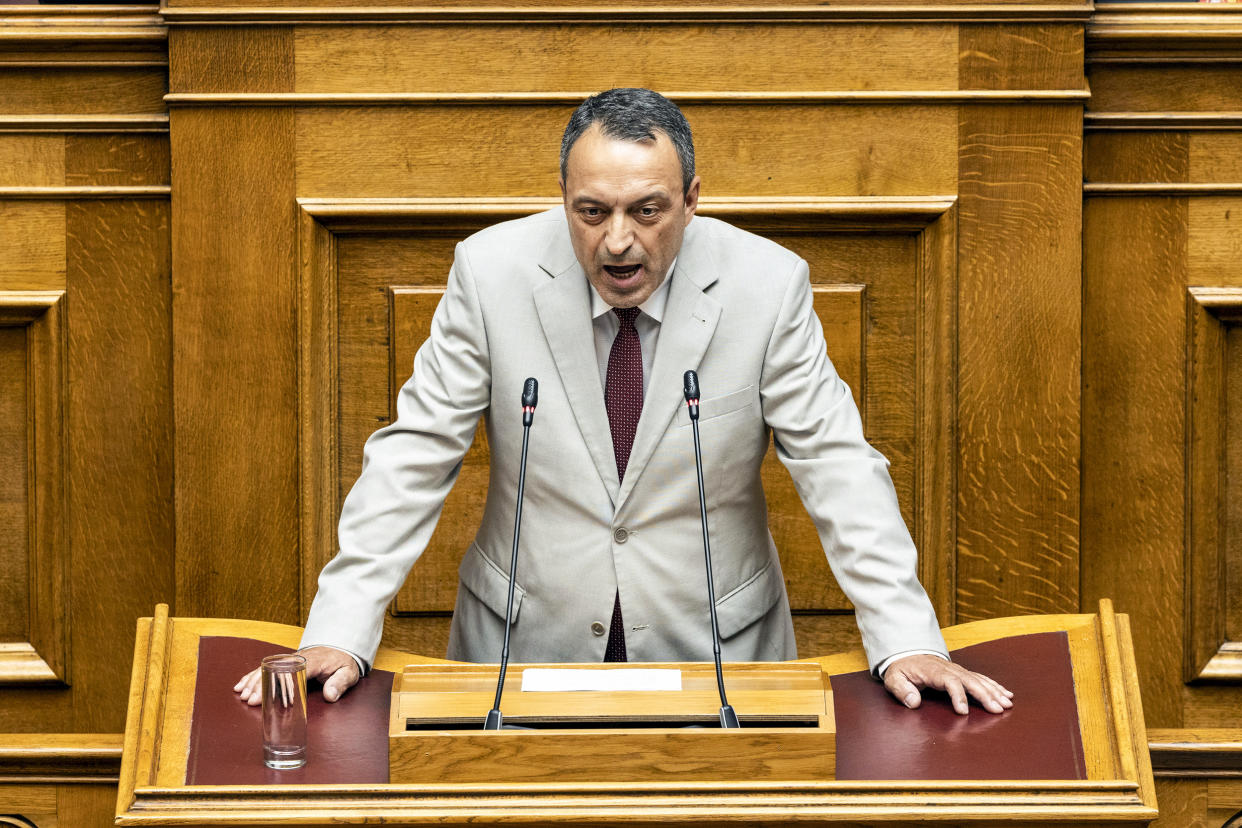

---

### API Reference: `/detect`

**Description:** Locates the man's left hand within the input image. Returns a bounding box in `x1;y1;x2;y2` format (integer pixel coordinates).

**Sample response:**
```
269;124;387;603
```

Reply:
882;654;1013;715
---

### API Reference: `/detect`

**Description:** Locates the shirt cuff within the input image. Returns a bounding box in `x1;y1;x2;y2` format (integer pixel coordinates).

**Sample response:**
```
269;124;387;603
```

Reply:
298;643;369;677
874;649;949;679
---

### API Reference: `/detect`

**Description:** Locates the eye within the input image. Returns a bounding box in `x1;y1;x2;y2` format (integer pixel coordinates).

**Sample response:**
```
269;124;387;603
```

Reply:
638;205;660;219
579;207;604;222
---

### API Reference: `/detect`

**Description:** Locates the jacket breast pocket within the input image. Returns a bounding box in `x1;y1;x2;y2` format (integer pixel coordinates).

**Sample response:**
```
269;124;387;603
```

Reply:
679;384;756;427
458;542;526;622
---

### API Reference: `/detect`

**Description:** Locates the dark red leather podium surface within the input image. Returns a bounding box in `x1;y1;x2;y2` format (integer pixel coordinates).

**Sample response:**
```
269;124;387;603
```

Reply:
186;632;1083;785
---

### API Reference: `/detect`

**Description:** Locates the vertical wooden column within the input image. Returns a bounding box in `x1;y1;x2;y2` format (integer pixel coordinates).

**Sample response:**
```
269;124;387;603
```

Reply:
169;30;301;622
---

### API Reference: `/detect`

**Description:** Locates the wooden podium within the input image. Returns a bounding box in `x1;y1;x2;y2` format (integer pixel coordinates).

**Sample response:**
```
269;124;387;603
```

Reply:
115;601;1158;826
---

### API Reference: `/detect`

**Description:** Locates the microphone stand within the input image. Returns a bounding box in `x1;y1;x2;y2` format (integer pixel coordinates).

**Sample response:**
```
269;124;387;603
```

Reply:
484;378;539;730
684;370;740;729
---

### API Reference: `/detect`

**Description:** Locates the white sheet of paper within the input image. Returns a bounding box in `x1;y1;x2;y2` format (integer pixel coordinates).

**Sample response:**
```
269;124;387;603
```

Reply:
520;668;682;692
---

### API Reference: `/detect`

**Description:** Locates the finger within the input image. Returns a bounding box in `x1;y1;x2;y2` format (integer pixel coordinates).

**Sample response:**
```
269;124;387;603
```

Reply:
244;672;263;707
943;675;969;715
884;669;923;710
967;674;1013;713
321;665;360;703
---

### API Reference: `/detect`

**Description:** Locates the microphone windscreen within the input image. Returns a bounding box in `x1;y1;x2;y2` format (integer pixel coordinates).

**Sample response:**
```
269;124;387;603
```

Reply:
683;370;700;401
522;377;539;408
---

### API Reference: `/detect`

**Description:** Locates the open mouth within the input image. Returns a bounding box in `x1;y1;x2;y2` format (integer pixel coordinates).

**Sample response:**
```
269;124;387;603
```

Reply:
603;264;642;281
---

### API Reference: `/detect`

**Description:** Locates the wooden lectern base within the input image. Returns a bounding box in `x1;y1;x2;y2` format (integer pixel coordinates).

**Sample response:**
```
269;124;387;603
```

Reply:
388;661;834;783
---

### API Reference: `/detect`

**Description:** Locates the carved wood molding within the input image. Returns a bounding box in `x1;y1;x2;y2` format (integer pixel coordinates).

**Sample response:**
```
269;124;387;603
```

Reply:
0;187;171;200
166;90;1091;107
1147;728;1242;777
1089;5;1242;63
0;291;68;686
160;3;1092;24
1086;113;1242;131
0;6;166;65
0;733;123;783
1084;183;1242;197
0;115;169;134
295;196;958;623
1185;287;1242;683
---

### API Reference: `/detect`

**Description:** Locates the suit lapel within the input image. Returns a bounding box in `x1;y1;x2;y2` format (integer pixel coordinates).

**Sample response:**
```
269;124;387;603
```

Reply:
535;227;621;506
617;219;721;511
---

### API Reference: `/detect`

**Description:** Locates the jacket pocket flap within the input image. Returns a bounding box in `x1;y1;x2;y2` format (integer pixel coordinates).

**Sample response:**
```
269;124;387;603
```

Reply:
458;543;525;622
679;384;756;426
715;560;783;639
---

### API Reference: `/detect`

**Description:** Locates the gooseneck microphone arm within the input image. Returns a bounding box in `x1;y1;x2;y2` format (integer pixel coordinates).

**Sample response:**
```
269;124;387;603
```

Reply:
484;377;539;730
683;370;740;729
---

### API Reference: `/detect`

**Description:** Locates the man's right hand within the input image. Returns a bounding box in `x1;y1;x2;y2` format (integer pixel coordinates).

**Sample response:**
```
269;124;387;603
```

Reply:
233;646;361;707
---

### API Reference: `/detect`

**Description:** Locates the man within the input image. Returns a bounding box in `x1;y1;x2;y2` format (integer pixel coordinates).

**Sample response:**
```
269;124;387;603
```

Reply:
237;88;1012;716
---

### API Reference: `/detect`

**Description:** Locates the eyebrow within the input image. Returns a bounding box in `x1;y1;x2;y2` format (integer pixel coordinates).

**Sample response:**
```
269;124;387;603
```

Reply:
571;190;673;208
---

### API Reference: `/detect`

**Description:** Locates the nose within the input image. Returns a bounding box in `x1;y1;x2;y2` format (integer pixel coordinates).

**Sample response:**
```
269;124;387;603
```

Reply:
603;213;633;257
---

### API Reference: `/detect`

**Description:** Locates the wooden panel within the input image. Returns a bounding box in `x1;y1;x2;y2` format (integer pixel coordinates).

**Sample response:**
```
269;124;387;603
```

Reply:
295;105;959;198
65;200;173;731
1185;289;1242;684
293;24;958;94
1082;196;1188;728
1189;198;1242;287
172;108;300;623
386;286;490;616
958;23;1084;90
0;327;30;643
1190;133;1242;185
169;27;294;94
64;135;170;187
0;202;65;288
0;136;63;188
763;235;916;613
1090;65;1242;114
955;102;1082;620
0;68;166;115
1085;132;1188;184
0;292;67;686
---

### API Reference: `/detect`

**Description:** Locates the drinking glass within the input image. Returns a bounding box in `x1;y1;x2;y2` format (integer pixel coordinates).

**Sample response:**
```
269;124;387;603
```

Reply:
261;653;308;769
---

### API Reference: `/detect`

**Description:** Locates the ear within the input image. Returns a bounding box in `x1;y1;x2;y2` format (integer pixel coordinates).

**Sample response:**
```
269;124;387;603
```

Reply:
683;175;701;219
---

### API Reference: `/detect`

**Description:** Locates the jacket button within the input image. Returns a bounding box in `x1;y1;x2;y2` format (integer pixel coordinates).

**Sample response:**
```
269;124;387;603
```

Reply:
613;527;629;544
591;621;607;636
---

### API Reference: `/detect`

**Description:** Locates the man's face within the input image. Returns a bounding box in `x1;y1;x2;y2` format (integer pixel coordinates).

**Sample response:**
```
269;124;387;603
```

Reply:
561;123;700;308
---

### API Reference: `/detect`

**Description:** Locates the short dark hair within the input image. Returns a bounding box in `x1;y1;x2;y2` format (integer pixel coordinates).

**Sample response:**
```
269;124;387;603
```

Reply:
560;88;696;194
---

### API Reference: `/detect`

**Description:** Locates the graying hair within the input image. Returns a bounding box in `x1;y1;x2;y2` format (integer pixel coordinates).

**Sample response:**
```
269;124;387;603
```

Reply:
560;88;696;194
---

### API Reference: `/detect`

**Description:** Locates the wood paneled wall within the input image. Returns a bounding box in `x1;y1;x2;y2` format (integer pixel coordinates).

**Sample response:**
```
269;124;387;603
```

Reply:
2;2;1242;826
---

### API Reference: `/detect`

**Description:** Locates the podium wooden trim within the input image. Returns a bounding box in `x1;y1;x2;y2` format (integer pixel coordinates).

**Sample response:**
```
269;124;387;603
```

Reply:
116;601;1158;826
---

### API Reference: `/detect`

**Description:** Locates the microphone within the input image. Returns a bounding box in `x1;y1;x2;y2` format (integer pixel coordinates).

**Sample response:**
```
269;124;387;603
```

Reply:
484;377;539;730
683;370;740;729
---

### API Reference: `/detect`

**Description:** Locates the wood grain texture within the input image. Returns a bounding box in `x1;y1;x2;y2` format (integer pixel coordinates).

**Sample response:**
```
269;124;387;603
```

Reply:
0;135;63;188
1090;65;1242;115
0;293;67;689
0;68;166;116
0;327;30;643
1190;133;1242;185
64;135;170;187
1084;131;1189;185
1082;196;1187;728
168;26;293;94
958;22;1085;90
293;24;958;94
1188;197;1242;286
171;107;300;622
0;202;65;287
295;105;959;198
65;200;173;732
955;102;1081;620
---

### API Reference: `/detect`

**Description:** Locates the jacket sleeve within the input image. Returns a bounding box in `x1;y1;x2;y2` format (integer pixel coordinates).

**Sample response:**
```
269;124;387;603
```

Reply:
758;257;948;673
300;241;491;666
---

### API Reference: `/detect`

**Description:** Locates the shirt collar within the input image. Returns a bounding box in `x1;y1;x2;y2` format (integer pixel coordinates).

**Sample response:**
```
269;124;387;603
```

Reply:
588;258;676;324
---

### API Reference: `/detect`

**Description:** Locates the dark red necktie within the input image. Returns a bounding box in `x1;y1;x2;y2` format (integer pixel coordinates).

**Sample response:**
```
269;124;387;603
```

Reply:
604;306;642;662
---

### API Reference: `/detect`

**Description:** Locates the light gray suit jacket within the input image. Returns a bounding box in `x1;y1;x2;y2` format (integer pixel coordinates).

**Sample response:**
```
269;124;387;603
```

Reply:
300;208;948;672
